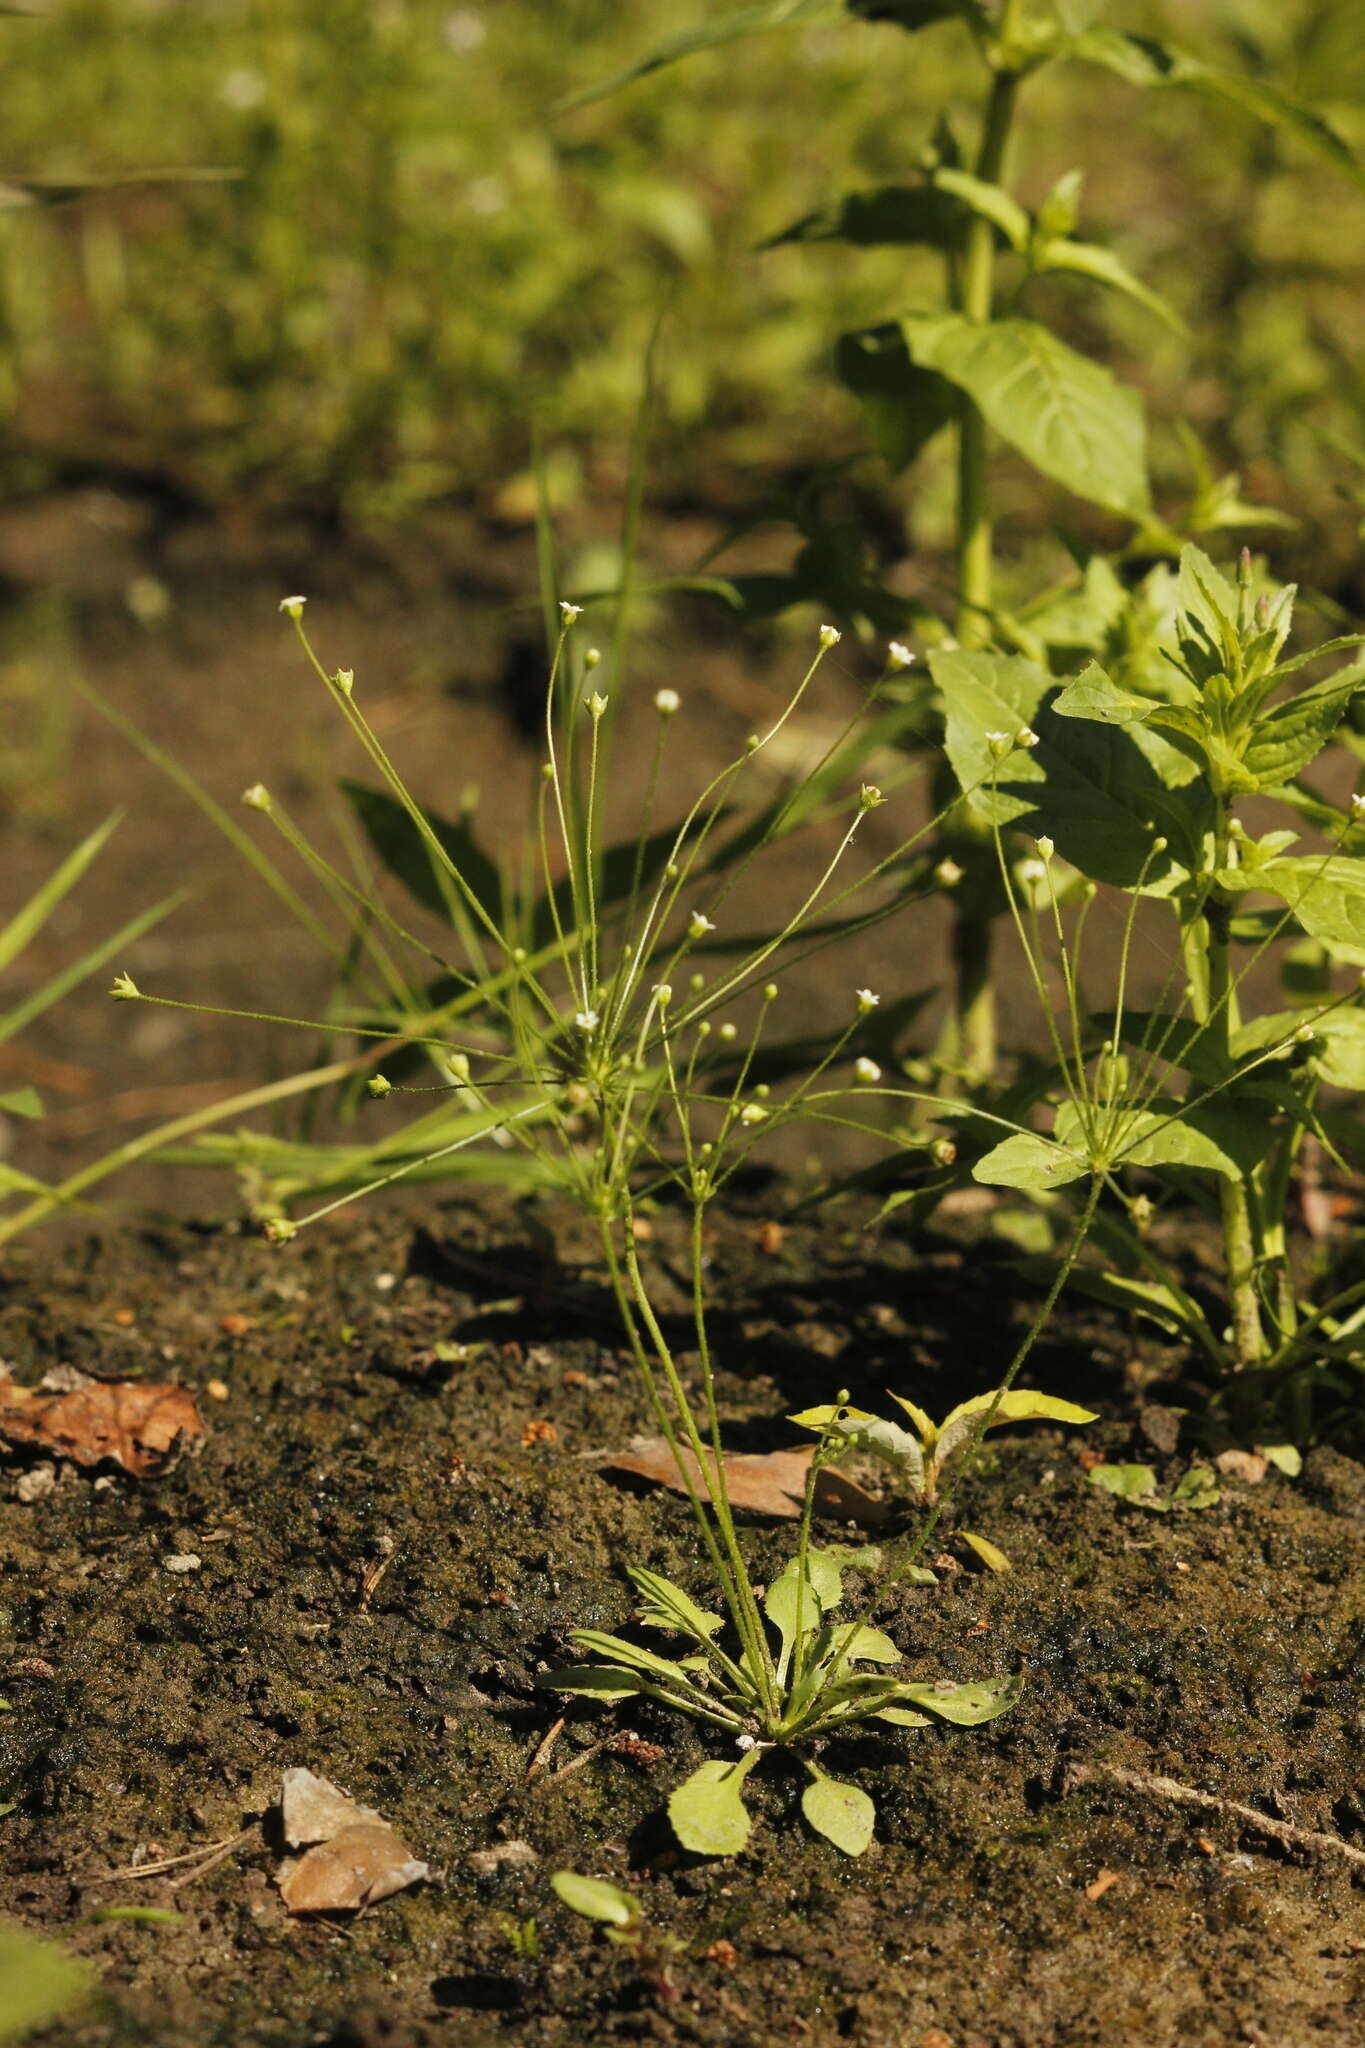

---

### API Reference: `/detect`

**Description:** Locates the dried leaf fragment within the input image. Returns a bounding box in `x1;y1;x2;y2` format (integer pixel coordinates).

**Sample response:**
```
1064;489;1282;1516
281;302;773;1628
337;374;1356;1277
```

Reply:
1213;1449;1267;1485
274;1769;426;1915
0;1365;203;1476
603;1436;889;1525
1084;1867;1121;1901
277;1823;428;1914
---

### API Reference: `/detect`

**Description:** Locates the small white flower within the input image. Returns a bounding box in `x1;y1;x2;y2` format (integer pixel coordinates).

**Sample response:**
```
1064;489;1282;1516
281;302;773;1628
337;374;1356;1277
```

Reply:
219;66;266;111
859;783;886;810
241;782;271;811
1016;726;1041;750
856;988;879;1014
1036;836;1055;860
930;1137;957;1167
854;1056;881;1085
1351;792;1365;819
279;595;307;618
887;642;915;671
1131;1194;1154;1229
443;8;487;55
1294;1024;1316;1043
654;687;680;716
818;623;842;650
985;731;1014;760
740;1103;768;1126
109;971;141;1001
1018;858;1047;886
736;1733;758;1753
652;983;673;1006
575;1010;600;1033
688;912;715;939
559;600;583;624
935;858;964;888
718;1021;738;1042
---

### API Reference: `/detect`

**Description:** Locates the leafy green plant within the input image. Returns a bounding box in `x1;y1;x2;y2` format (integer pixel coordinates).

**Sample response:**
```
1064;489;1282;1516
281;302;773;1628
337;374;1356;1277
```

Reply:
0;1922;93;2045
1087;1462;1220;1511
788;1385;1095;1501
110;592;1085;1857
551;1872;682;2000
936;543;1365;1419
579;0;1365;1082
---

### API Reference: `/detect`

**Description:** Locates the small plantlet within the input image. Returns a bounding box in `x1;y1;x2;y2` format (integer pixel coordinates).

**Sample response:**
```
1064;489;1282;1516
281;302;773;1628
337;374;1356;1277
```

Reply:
498;1916;540;1962
789;1388;1096;1505
551;1872;682;2002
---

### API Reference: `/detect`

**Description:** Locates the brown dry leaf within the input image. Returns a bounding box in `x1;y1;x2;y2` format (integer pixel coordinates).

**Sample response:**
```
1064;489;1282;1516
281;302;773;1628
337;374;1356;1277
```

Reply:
274;1769;427;1915
603;1436;889;1525
0;1365;203;1476
1214;1449;1267;1485
1084;1868;1121;1902
277;1823;428;1914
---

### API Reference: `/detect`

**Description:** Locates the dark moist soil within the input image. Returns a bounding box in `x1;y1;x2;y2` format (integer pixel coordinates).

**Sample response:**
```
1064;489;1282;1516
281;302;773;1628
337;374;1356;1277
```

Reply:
3;1197;1365;2048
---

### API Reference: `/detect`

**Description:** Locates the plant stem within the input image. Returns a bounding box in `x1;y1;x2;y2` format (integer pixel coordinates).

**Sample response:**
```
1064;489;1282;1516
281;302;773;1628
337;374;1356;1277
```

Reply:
1204;808;1265;1371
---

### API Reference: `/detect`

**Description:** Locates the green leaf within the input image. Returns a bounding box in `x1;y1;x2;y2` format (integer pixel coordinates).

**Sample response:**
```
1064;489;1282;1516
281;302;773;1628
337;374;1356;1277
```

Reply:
961;1531;1011;1572
936;647;1209;888
0;813;120;975
551;1872;642;1927
1170;1465;1220;1509
566;1631;698;1688
835;325;957;472
973;1131;1088;1191
627;1567;724;1644
86;1907;183;1926
1261;1443;1302;1478
1242;672;1364;789
668;1755;757;1857
790;1405;926;1491
1083;1102;1249;1182
801;1769;875;1856
1051;660;1163;726
0;1922;93;2044
934;1389;1098;1473
901;314;1149;519
1033;237;1186;332
535;1664;642;1700
1235;856;1365;957
875;1703;933;1726
0;1088;42;1120
821;1622;902;1666
1087;1461;1158;1501
1067;30;1365;190
771;184;962;249
560;0;841;110
932;168;1029;251
893;1672;1025;1724
341;779;503;929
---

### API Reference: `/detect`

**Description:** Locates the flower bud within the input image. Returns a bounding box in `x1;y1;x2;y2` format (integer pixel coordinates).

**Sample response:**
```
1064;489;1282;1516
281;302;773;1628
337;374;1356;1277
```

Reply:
818;623;842;650
854;1056;881;1085
930;1137;956;1167
856;987;879;1014
859;783;886;810
279;595;306;618
586;691;608;719
242;782;272;811
584;646;602;670
688;912;715;939
335;669;354;697
740;1103;768;1126
367;1074;393;1098
559;600;583;623
887;642;915;671
110;971;141;1001
1035;836;1055;860
935;858;964;888
654;687;680;717
264;1217;297;1243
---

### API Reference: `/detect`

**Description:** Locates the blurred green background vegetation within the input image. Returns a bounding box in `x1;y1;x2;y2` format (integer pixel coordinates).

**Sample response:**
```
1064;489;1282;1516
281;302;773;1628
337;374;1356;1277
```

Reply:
0;0;1362;588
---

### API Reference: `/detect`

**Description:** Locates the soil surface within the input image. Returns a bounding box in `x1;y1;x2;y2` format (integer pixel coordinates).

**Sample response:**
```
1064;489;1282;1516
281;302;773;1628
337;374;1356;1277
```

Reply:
4;1196;1364;2048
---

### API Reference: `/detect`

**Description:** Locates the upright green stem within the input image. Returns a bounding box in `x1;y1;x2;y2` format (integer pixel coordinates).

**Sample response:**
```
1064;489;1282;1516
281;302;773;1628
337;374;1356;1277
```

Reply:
955;6;1024;647
941;5;1025;1080
1204;806;1264;1371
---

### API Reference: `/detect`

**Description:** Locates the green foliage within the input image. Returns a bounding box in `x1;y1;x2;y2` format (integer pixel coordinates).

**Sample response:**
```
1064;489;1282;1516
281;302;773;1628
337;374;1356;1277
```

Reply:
1087;1462;1221;1511
0;1922;93;2044
791;1387;1097;1501
542;1545;1021;1857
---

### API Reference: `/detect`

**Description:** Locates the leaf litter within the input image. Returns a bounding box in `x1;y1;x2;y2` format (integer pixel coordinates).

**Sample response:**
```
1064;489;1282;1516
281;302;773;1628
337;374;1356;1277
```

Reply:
0;1363;203;1476
274;1767;428;1915
601;1436;889;1523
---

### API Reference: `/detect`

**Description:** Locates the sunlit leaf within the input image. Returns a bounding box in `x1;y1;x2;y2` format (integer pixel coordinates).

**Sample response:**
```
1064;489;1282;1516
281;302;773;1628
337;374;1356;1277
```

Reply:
1033;237;1187;332
901;314;1150;518
973;1131;1088;1191
961;1531;1011;1572
552;1872;642;1927
627;1566;724;1644
801;1769;875;1855
535;1664;642;1699
668;1756;757;1856
892;1672;1024;1724
0;1922;93;2044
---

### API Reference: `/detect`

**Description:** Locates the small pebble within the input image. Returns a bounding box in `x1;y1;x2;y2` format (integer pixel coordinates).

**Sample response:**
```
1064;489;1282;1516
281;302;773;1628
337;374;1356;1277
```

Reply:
164;1554;202;1574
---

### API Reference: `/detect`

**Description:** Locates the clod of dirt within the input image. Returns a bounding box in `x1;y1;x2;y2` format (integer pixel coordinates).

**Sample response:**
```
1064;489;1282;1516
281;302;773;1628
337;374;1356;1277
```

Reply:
0;1364;203;1476
274;1769;427;1914
467;1839;538;1875
603;1436;889;1523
